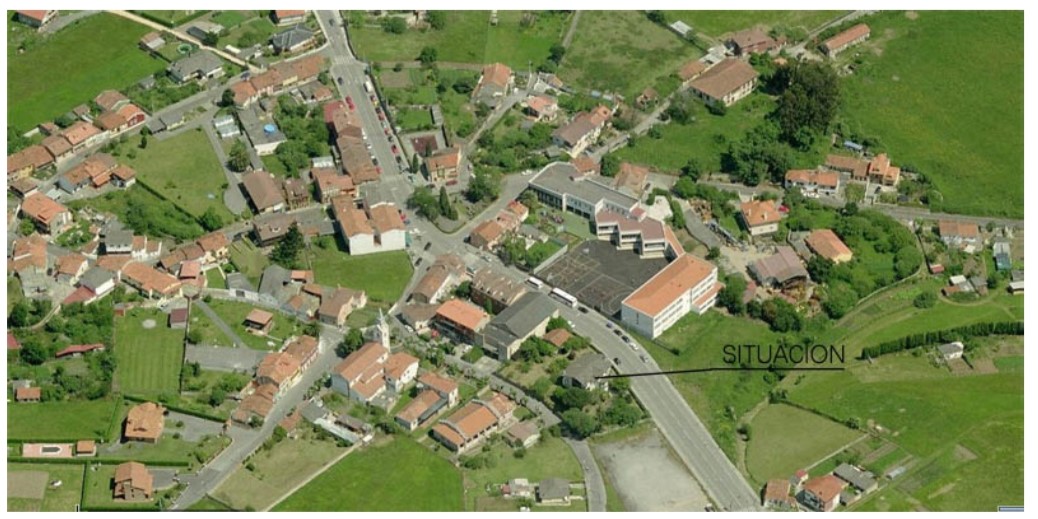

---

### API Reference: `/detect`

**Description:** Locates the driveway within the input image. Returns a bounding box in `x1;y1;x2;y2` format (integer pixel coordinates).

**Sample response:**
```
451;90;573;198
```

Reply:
166;411;228;442
185;344;265;373
202;122;249;216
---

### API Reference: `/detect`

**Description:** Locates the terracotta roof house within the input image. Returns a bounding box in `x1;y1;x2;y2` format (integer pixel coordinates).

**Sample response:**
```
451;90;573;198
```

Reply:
41;135;73;163
196;231;230;261
384;352;420;392
16;10;58;29
418;371;460;407
524;94;558;121
95;90;130;112
543;328;573;348
398;302;440;334
424;147;462;184
678;59;709;84
805;229;853;264
256;352;302;398
313;168;357;202
272;10;307;25
689;58;759;107
56;343;106;358
822;24;870;57
431;392;515;453
111;164;137;187
938;221;981;249
233;383;278;424
474;63;514;107
863;153;901;186
621;254;721;339
330;342;390;403
763;478;794;508
432;298;491;343
242;171;287;213
55;253;89;284
785;169;840;196
244;308;275;334
61;121;104;151
799;474;847;512
76;440;97;457
824;154;867;177
551;109;610;157
284;335;320;370
15;386;42;402
739;199;781;236
505;421;541;448
749;246;809;288
8;145;54;179
113;461;153;501
469;220;505;251
571;156;600;175
727;28;780;55
122;262;182;299
9;234;49;274
20;193;72;234
395;388;445;431
8;333;21;351
124;402;166;443
412;254;467;305
317;287;367;327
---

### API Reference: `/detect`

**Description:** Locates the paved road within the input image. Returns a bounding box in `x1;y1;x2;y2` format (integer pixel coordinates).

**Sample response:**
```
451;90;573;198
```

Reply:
42;10;100;33
201;122;250;216
565;438;607;512
193;300;247;348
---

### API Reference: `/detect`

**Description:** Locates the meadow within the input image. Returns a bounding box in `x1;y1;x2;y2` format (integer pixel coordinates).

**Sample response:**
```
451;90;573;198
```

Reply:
745;404;863;485
307;246;413;304
7;398;122;441
113;308;185;397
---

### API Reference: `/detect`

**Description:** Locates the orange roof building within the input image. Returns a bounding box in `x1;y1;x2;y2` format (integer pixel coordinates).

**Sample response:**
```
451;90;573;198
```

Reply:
784;169;840;195
418;371;460;406
124;402;166;443
113;461;153;501
394;389;444;431
805;229;853;264
431;392;515;452
800;474;847;512
739;199;782;236
622;254;721;339
20;193;71;234
432;299;490;342
688;58;758;107
822;23;870;57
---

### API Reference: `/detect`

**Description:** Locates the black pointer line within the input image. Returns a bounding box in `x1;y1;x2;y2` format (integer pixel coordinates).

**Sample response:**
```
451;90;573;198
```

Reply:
596;366;846;380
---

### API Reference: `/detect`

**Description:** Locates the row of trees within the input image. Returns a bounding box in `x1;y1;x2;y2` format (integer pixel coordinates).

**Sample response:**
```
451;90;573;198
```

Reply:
860;321;1023;359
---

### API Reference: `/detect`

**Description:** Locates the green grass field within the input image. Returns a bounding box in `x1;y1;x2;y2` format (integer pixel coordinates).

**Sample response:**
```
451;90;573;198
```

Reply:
745;404;863;485
559;11;702;100
839;11;1023;218
214;435;348;511
274;437;463;511
396;107;434;131
661;11;845;37
463;436;584;511
205;268;227;289
120;130;233;221
216;15;280;50
186;496;236;511
7;462;86;512
134;10;208;27
210;10;248;29
113;308;185;397
307;246;413;303
8;13;163;130
198;299;301;350
228;239;270;287
7;399;121;441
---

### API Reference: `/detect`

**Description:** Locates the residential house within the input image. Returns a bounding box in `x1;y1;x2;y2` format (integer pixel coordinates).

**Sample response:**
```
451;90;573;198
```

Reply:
763;479;794;508
105;229;134;255
938;341;965;361
233;383;278;424
550;105;612;157
313;167;357;202
561;353;612;391
41;135;74;164
15;10;58;29
242;171;288;214
255;351;302;399
481;292;559;360
111;165;137;187
431;392;515;452
750;246;809;288
784;169;840;197
418;371;460;407
938;221;981;250
798;475;846;512
168;50;224;84
317;287;367;327
424;147;462;184
121;262;183;299
59;153;118;192
283;177;312;209
78;267;116;299
524;95;558;121
8;235;49;275
271;25;316;54
543;328;572;349
285;336;321;371
9;177;39;199
470;268;528;313
113;462;153;501
473;63;514;107
411;254;467;304
124;402;166;443
185;21;224;41
272;10;307;25
432;299;491;344
60;121;105;152
240;105;287;155
621;254;722;339
833;463;879;494
15;386;42;403
469;220;505;251
95;90;130;112
538;478;572;505
384;352;420;392
330;342;390;403
55;343;106;359
678;59;709;86
398;303;439;334
7;145;54;179
332;199;406;256
727;28;780;55
196;231;230;263
395;389;447;431
739;199;781;236
244;308;275;335
822;24;870;57
76;440;97;457
689;58;758;107
993;239;1012;271
55;254;89;285
505;421;541;448
805;229;853;264
20;193;72;234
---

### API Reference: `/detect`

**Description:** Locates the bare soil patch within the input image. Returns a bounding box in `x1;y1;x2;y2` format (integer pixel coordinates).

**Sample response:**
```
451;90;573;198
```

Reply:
8;470;48;499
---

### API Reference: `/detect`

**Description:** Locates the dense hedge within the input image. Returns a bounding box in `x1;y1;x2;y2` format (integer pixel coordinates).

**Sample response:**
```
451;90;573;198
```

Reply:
8;457;190;467
123;394;226;423
860;321;1023;359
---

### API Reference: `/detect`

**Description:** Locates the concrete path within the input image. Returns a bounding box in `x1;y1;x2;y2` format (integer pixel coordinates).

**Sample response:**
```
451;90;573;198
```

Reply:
202;122;249;216
193;299;247;348
561;11;583;49
565;438;608;512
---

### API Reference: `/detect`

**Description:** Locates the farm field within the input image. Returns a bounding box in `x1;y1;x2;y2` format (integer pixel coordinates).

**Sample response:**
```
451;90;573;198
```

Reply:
7;463;85;512
463;436;584;511
119;131;234;221
661;10;845;37
559;10;702;100
745;404;863;485
113;308;185;397
839;11;1023;218
7;398;121;442
213;435;348;511
274;437;463;511
307;246;413;304
8;13;162;130
186;496;236;511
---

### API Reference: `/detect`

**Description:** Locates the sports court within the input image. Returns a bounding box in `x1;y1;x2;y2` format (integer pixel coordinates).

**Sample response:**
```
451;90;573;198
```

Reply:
538;240;668;316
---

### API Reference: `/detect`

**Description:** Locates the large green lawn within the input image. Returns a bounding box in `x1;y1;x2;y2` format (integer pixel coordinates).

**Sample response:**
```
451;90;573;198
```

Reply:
274;437;463;511
113;308;185;397
661;11;846;37
463;435;585;511
120;130;234;220
8;13;164;130
7;399;122;442
559;11;702;100
839;11;1023;218
198;299;302;350
307;246;413;304
7;462;85;512
745;404;863;486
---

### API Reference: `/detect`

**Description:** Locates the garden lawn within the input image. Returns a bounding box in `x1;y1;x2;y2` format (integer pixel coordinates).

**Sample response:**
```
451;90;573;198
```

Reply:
745;404;863;486
274;437;463;511
210;10;248;29
661;11;845;37
308;246;413;303
350;11;491;64
113;308;185;397
396;107;434;131
186;496;236;511
839;11;1023;218
228;239;269;287
205;299;301;350
120;130;233;221
214;436;348;510
134;10;208;27
463;435;584;511
206;268;227;289
217;15;280;50
8;13;163;129
7;462;85;512
7;398;121;442
559;11;702;100
482;11;572;69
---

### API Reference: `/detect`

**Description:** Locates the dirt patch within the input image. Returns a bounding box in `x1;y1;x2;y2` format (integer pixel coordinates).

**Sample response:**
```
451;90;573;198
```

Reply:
953;444;978;461
927;482;955;500
947;358;972;375
592;429;709;511
142;319;157;329
905;11;919;20
379;70;413;89
970;357;998;374
861;442;898;464
7;470;48;499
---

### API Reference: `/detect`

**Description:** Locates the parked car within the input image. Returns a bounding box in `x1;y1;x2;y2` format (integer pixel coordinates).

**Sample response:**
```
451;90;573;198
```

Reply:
372;157;379;166
613;329;622;337
424;242;432;251
346;96;355;109
337;77;344;85
578;306;589;314
605;322;614;329
613;357;621;365
622;335;630;343
391;144;399;154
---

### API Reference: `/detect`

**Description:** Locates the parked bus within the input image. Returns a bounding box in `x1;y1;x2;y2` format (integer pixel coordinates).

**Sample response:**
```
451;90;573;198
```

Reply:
551;287;578;308
526;276;545;290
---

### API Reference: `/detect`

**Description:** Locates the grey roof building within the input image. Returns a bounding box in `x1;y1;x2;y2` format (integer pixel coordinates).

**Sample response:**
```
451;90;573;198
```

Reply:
239;105;287;155
833;463;878;493
562;353;612;390
300;401;328;423
528;162;640;220
79;267;115;293
168;50;224;84
270;24;315;54
186;21;224;41
537;478;571;504
258;264;291;297
104;229;134;254
481;292;558;360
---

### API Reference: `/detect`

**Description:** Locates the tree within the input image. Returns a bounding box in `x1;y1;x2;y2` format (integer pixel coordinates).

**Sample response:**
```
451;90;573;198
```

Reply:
467;170;500;203
203;31;220;46
913;291;937;309
408;186;441;220
221;89;235;107
199;207;224;232
207;388;227;407
717;274;747;315
336;328;365;357
269;223;304;268
9;302;32;328
19;339;49;366
426;11;447;29
681;157;703;181
553;387;594;411
186;328;204;345
706;246;721;260
822;282;858;319
548;43;566;64
418;46;438;66
453;280;472;298
893;246;923;279
601;399;641;427
772;61;840;144
438;186;457;220
646;11;667;25
382;16;407;34
452;75;476;95
411;153;422;173
600;153;620;177
228;140;250;172
561;409;600;439
139;133;148;149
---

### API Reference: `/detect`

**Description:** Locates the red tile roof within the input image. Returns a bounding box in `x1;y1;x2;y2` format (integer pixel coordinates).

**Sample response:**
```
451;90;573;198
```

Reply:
435;299;490;332
689;58;758;101
623;254;716;317
823;23;870;53
805;229;853;263
740;199;781;227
